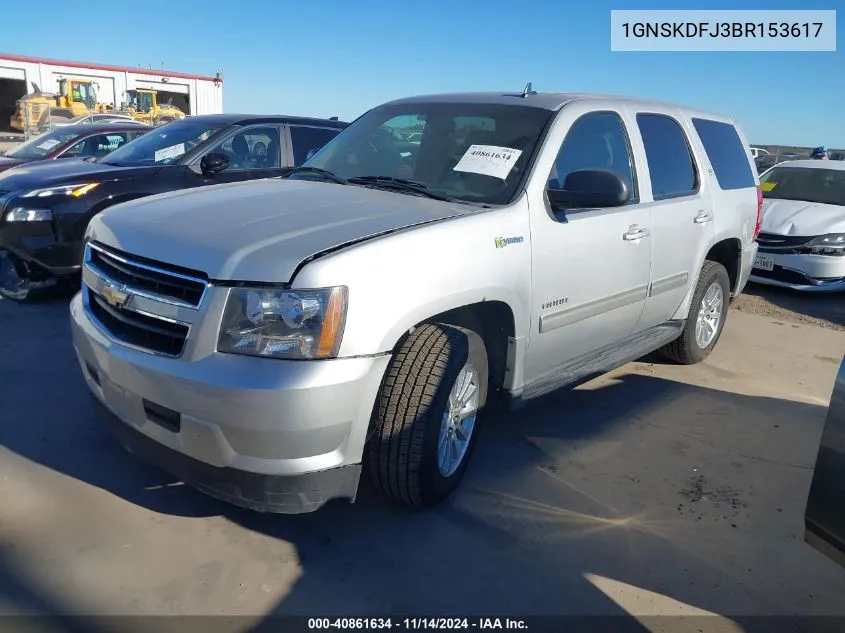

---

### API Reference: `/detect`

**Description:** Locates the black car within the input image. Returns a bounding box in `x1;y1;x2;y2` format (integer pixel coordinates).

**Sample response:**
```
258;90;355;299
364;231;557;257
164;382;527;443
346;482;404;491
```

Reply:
806;354;845;569
0;113;347;299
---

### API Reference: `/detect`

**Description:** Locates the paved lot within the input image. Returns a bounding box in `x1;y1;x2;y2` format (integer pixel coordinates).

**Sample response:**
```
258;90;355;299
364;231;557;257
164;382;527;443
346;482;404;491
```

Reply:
1;287;844;631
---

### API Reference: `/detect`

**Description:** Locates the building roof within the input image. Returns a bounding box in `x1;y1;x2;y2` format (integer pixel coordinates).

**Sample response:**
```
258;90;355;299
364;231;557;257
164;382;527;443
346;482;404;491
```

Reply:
0;52;221;83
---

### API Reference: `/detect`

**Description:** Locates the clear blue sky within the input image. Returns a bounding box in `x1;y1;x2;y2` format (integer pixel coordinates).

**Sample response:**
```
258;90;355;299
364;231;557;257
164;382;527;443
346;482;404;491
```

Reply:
3;0;842;146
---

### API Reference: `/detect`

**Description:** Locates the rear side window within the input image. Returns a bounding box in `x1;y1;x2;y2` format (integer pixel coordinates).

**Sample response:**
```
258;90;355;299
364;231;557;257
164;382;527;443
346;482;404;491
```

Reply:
290;126;342;165
692;118;756;190
636;113;697;199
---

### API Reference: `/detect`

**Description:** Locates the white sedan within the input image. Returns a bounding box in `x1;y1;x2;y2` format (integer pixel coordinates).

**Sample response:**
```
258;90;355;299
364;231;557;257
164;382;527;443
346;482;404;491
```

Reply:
751;160;845;292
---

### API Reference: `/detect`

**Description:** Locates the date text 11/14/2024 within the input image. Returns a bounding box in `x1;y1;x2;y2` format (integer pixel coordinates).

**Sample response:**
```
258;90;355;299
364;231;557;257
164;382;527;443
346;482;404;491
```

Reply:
308;617;529;630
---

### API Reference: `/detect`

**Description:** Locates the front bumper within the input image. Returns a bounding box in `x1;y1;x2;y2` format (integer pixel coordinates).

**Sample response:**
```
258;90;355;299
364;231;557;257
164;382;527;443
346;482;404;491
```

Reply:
749;251;845;293
70;291;391;513
0;201;83;297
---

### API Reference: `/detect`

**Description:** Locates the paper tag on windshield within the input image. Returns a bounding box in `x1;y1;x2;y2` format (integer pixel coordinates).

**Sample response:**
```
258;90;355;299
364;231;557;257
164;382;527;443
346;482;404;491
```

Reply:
760;181;776;192
36;139;61;150
453;145;522;180
154;143;185;162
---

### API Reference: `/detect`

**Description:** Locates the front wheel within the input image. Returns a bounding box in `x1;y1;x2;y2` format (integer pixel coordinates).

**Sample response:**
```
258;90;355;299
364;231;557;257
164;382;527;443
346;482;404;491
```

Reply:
366;323;488;507
659;260;731;365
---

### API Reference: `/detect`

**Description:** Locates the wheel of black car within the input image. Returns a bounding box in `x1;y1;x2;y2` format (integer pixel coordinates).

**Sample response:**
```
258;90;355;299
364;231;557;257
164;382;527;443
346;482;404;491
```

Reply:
366;323;488;507
659;260;731;365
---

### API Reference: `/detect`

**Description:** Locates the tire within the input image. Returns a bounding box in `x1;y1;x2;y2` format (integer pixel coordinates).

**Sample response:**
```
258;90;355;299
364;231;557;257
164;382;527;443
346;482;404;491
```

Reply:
659;260;731;365
366;323;489;507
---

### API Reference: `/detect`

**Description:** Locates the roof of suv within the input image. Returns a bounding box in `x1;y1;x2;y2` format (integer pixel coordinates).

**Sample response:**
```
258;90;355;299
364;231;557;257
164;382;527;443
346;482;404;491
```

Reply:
181;114;348;128
384;91;730;121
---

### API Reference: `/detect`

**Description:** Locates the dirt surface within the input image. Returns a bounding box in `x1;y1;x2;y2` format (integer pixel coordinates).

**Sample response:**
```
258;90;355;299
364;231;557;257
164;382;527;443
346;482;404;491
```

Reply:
1;291;844;631
733;282;844;331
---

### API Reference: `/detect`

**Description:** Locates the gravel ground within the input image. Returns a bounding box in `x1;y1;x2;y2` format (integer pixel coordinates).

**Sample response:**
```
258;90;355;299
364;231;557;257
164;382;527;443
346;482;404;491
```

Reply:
732;282;844;332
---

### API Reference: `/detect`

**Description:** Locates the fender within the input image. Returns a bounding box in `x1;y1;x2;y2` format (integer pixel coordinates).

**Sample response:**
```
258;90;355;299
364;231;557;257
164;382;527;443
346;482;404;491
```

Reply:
290;203;534;360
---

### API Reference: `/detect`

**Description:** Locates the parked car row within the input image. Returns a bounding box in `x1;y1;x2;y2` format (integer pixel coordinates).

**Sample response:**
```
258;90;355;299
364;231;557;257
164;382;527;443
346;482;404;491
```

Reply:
1;89;841;529
0;114;347;298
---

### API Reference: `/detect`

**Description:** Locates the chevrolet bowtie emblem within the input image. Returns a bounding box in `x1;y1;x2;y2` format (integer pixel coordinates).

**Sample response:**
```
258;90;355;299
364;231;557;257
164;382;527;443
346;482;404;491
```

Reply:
101;282;131;308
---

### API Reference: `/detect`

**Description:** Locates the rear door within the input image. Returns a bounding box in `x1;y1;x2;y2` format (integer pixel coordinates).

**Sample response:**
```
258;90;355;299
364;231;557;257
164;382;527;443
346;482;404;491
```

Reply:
806;355;845;568
285;124;343;167
631;111;716;331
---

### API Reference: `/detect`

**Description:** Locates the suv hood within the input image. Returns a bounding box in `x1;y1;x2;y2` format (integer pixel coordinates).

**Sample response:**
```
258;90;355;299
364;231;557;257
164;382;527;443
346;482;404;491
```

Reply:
0;158;160;192
89;178;481;283
761;198;845;236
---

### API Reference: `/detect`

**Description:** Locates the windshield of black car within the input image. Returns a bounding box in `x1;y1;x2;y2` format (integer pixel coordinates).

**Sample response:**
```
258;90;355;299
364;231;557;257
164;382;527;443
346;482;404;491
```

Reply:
760;166;845;206
6;129;82;159
298;103;554;205
101;120;221;166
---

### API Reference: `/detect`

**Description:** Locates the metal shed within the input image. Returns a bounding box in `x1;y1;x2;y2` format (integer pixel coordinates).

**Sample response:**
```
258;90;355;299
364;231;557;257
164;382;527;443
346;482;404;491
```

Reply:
0;52;223;134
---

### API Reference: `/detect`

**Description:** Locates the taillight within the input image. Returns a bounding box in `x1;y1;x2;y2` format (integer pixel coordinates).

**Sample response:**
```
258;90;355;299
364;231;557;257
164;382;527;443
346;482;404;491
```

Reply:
753;185;763;240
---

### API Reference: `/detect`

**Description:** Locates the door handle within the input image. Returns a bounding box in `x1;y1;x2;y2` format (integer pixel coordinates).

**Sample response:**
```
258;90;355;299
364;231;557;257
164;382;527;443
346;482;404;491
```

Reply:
623;225;650;241
694;211;713;224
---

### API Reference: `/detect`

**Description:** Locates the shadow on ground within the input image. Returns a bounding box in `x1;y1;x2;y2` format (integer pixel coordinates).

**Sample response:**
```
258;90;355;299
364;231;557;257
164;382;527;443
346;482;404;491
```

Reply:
1;298;844;631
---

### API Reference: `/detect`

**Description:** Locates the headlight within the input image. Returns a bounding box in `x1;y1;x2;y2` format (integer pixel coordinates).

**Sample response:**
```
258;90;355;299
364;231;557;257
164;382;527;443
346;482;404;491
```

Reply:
21;183;100;199
218;286;348;360
800;233;845;256
5;207;53;222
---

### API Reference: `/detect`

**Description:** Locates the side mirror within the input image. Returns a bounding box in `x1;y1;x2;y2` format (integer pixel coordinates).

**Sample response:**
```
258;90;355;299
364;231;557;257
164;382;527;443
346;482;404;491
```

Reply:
547;169;630;210
200;152;229;176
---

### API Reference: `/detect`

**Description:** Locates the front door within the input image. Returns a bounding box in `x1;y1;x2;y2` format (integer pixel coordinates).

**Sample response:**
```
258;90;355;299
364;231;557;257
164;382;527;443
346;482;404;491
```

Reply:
523;107;652;397
631;111;715;330
199;124;290;184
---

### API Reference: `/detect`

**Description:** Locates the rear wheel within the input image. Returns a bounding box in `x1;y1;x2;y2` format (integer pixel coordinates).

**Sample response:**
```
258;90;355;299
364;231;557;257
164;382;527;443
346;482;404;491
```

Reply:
659;260;730;365
366;323;488;507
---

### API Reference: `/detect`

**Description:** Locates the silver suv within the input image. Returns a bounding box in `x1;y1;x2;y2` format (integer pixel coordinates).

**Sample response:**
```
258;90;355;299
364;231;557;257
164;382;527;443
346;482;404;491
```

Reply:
70;90;761;513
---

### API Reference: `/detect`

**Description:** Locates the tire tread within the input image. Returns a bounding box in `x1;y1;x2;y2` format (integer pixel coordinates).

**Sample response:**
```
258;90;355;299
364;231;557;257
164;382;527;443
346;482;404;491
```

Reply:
367;324;466;507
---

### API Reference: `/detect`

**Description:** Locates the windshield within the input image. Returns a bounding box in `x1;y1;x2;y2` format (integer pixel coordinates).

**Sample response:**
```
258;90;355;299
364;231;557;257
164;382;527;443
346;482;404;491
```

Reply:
6;129;82;159
299;102;554;205
102;119;222;166
760;166;845;207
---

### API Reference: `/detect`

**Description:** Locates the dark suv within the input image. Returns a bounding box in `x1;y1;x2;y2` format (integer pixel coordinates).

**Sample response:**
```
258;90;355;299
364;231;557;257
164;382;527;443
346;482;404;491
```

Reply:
0;114;346;299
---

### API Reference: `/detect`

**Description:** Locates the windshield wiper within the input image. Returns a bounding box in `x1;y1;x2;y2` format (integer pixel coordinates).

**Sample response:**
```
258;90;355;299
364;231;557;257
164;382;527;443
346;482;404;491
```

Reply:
347;176;454;201
286;166;348;184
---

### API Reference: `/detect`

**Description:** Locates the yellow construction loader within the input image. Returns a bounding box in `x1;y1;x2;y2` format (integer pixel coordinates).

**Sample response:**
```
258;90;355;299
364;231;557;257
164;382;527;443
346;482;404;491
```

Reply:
123;89;186;125
10;79;115;133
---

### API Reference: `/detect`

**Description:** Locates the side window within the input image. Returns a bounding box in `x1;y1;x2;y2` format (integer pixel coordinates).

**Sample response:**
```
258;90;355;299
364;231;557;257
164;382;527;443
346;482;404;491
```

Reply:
549;111;638;203
692;118;755;190
209;126;281;170
636;113;697;199
290;126;341;165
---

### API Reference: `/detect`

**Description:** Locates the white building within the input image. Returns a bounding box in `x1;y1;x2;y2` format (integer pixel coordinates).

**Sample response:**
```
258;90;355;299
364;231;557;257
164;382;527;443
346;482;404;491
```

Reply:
0;53;223;132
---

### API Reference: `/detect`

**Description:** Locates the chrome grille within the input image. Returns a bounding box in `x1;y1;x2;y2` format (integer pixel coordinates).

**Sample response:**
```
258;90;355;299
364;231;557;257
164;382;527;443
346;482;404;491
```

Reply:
87;287;189;356
82;242;208;357
756;232;816;252
87;242;207;308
